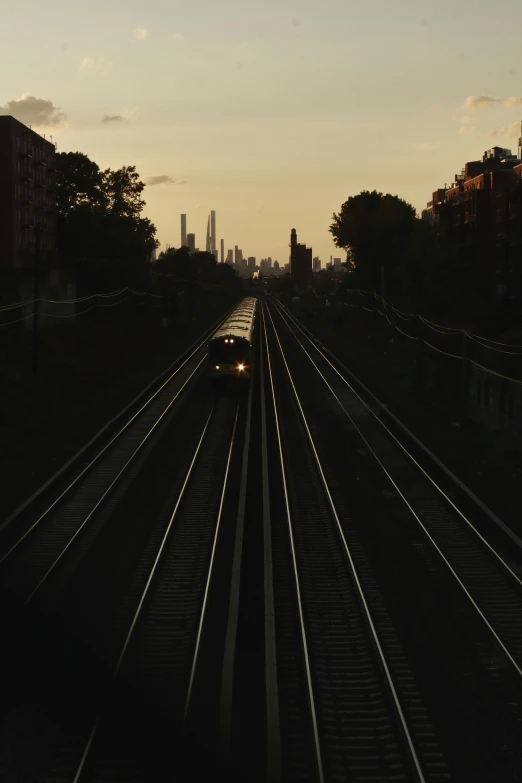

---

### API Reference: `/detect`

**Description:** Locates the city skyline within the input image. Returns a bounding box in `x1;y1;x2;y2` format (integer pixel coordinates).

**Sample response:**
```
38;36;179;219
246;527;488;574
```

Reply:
2;0;522;262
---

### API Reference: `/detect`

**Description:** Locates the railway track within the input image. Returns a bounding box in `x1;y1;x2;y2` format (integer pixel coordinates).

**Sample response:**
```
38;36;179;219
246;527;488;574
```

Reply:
266;298;522;780
3;295;522;781
261;303;442;782
0;311;251;782
0;393;248;782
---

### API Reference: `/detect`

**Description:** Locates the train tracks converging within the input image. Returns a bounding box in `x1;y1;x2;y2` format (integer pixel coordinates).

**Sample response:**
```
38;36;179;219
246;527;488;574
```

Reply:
2;296;522;782
265;297;522;781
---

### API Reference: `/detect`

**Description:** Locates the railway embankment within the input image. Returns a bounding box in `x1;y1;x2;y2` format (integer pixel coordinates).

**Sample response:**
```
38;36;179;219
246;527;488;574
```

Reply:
0;294;237;519
281;296;522;537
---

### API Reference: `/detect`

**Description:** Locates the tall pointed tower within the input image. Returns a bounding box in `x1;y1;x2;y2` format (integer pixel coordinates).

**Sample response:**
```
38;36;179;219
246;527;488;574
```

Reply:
206;215;211;253
211;210;216;255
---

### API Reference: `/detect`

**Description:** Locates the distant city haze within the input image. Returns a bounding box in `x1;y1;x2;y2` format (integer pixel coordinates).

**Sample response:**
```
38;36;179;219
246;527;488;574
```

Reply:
3;0;522;262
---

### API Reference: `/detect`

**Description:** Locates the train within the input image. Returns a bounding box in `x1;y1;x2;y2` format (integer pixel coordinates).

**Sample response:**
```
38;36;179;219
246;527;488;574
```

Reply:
208;297;257;385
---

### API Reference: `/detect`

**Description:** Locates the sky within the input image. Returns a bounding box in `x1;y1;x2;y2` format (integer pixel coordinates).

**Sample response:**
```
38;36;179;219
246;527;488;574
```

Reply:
2;0;522;266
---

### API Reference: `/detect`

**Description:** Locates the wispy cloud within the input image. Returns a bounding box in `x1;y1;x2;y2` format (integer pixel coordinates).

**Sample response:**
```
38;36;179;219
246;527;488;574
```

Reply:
0;93;66;127
488;121;520;139
463;94;522;110
462;95;502;110
145;175;187;186
133;26;148;41
458;125;476;135
102;114;124;123
169;33;184;40
79;55;110;71
121;106;138;120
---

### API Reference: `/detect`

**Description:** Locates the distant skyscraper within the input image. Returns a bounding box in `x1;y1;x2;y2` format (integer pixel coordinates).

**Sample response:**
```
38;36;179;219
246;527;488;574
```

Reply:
187;233;195;253
226;249;233;265
248;257;256;275
210;210;216;255
290;228;312;287
234;245;239;268
181;214;187;247
206;216;211;253
220;238;224;263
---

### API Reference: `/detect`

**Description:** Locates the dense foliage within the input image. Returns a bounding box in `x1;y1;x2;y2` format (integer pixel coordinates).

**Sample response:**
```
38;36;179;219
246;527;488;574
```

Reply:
329;189;487;317
56;152;158;292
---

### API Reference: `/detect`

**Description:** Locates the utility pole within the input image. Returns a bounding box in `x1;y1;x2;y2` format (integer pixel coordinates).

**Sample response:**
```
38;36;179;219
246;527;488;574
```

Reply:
32;223;40;375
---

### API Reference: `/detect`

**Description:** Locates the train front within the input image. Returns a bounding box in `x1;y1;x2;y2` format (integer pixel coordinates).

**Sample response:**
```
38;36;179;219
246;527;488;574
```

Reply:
208;333;251;382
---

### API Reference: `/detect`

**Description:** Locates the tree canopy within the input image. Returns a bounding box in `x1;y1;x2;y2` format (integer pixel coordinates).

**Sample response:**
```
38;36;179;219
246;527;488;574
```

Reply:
155;247;240;291
56;151;159;290
330;190;417;292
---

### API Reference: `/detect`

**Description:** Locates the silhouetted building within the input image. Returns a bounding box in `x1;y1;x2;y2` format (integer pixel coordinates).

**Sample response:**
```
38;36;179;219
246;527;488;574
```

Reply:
206;216;211;253
0;116;57;272
0;115;61;318
187;233;195;253
220;238;224;263
181;214;187;247
211;210;216;256
313;256;321;273
234;246;243;270
435;142;522;298
290;228;312;288
226;248;233;265
247;256;256;275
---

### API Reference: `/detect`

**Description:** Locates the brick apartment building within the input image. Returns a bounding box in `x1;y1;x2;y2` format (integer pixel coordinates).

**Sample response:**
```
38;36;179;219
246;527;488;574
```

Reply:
0;115;76;321
422;123;522;299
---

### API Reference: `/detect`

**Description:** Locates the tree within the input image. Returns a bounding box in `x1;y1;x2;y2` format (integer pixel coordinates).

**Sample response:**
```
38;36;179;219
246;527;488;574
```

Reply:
101;165;146;221
55;151;159;291
329;190;417;293
56;152;106;220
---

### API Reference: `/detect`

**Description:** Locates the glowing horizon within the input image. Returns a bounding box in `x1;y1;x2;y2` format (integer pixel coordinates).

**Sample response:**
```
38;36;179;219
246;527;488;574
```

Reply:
2;0;521;264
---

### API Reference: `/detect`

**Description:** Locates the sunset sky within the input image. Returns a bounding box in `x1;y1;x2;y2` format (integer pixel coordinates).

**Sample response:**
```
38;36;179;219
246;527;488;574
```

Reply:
2;0;522;265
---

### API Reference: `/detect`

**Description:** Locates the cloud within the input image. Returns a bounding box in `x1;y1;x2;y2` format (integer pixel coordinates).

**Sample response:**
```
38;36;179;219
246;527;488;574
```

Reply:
506;96;522;106
460;115;473;124
121;106;138;119
169;33;184;39
102;114;124;123
0;93;65;127
145;175;188;186
133;26;148;40
458;125;476;135
79;55;113;72
488;121;520;139
462;95;502;110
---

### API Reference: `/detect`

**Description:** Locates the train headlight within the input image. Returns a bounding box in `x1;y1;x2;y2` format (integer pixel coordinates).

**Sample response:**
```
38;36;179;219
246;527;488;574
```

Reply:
238;364;244;371
230;339;234;343
216;365;220;370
